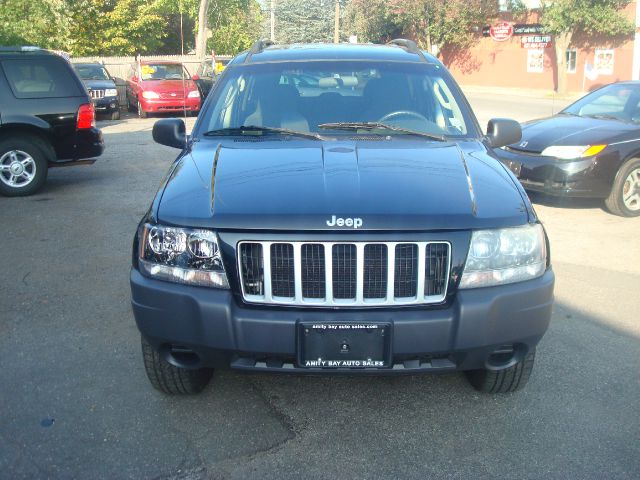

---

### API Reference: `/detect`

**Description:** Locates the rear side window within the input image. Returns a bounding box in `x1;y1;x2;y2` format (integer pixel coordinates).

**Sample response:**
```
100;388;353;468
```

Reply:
1;58;83;99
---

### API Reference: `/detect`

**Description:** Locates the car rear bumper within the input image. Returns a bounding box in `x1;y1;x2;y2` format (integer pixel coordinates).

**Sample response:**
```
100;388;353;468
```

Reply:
140;98;200;113
130;268;555;374
497;148;617;198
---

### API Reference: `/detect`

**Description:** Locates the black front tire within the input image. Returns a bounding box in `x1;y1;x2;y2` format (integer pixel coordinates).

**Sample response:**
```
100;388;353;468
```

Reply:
465;348;536;393
605;158;640;217
141;336;213;395
0;136;48;197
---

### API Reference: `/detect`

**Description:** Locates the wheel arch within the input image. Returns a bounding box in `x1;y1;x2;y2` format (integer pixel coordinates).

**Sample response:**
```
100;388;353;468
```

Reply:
0;125;56;163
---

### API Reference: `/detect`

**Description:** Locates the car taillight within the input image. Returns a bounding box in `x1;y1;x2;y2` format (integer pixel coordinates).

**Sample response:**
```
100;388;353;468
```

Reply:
77;103;95;129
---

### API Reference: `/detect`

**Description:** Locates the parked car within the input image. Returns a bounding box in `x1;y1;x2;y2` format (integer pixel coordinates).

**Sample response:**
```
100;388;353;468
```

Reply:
73;62;120;120
193;59;218;98
496;81;640;217
0;47;104;196
131;40;554;396
126;61;200;118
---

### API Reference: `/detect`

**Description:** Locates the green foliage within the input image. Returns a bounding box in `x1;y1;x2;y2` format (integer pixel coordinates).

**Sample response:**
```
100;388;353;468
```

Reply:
208;0;263;54
542;0;634;38
275;0;336;44
0;0;260;55
0;0;66;49
345;0;497;51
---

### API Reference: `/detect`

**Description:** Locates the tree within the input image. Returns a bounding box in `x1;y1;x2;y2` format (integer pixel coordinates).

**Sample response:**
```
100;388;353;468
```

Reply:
208;0;263;55
275;0;336;43
0;0;67;49
196;0;211;58
541;0;634;95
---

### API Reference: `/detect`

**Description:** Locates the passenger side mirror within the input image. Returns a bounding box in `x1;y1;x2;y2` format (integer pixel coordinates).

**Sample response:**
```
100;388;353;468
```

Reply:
153;119;186;149
192;74;200;81
131;75;139;83
486;118;522;149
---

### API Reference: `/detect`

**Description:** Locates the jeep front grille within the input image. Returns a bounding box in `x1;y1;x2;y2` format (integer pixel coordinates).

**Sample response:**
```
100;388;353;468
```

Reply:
89;89;105;99
237;241;450;307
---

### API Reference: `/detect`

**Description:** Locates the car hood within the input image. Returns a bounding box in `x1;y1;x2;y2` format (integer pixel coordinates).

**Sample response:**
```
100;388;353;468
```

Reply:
513;114;638;153
156;140;529;231
140;79;197;93
83;79;116;89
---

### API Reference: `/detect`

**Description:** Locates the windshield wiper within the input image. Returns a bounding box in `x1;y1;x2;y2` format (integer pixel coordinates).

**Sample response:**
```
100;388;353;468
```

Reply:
203;125;323;140
318;122;447;141
584;114;628;122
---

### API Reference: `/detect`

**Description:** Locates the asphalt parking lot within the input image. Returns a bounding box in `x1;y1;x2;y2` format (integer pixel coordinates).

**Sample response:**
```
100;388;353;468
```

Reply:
1;93;639;480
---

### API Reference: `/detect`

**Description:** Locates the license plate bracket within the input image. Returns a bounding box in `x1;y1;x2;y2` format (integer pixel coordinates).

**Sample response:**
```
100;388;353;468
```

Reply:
297;322;392;368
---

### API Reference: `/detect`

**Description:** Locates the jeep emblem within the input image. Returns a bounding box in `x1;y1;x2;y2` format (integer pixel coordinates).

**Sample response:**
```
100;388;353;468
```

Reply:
326;215;363;229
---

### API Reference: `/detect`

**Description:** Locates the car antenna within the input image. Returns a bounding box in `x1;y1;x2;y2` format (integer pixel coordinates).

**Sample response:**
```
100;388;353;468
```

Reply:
244;39;275;63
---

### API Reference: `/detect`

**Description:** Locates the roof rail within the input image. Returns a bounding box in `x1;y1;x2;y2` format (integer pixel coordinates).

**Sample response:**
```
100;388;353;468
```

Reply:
0;46;43;53
387;39;429;63
244;39;275;63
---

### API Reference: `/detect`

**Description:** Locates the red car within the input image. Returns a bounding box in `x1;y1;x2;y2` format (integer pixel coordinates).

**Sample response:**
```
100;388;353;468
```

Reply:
126;61;200;118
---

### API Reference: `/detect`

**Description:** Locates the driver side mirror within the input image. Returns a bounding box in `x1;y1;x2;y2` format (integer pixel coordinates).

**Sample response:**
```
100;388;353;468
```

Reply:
131;75;139;83
486;118;521;148
153;119;187;149
192;74;200;81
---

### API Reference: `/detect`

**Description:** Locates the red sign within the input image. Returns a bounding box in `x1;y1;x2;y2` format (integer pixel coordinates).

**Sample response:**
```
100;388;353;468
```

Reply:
490;22;514;42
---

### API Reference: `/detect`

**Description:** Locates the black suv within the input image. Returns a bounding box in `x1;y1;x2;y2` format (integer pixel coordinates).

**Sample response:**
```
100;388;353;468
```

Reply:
131;40;555;395
73;62;121;120
0;47;104;196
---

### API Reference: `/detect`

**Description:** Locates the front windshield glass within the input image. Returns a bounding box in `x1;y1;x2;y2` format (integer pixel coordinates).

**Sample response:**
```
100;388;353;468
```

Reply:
74;64;110;81
562;83;640;122
140;63;189;81
201;61;474;138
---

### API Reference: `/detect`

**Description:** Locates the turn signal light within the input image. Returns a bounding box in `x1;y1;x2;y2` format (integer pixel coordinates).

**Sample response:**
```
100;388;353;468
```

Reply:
582;144;607;157
77;103;95;130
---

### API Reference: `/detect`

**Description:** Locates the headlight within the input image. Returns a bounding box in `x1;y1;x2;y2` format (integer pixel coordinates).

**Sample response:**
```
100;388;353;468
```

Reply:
142;91;160;99
541;145;606;160
105;88;118;97
138;224;229;288
459;224;547;289
187;90;200;98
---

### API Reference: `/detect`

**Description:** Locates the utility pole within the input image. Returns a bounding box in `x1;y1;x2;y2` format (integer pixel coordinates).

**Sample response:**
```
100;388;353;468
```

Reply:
334;0;340;43
270;0;275;41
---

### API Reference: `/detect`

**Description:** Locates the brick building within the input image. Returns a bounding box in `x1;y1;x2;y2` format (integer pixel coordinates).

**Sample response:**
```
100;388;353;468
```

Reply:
445;1;640;92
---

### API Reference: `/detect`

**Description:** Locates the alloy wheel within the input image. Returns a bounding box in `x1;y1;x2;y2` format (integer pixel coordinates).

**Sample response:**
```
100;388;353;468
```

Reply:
0;150;37;188
622;167;640;211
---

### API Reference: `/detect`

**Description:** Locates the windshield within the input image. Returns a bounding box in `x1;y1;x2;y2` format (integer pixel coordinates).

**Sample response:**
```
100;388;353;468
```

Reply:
141;63;190;81
562;83;640;122
200;61;475;138
74;64;110;81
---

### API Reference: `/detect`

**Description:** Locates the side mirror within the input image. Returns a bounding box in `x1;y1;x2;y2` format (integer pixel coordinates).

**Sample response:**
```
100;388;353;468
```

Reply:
131;75;139;83
153;119;186;149
486;118;522;148
192;74;200;81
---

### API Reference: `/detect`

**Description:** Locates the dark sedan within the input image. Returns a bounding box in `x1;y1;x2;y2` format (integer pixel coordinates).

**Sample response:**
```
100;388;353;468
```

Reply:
496;81;640;217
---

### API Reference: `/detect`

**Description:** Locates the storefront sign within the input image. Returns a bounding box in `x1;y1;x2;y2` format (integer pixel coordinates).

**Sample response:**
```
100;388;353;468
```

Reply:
521;35;552;49
527;49;545;73
594;49;614;75
489;22;514;41
483;23;544;37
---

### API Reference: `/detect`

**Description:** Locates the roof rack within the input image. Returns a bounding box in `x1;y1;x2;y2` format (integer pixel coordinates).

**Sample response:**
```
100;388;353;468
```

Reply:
244;39;275;63
0;46;43;53
387;39;429;63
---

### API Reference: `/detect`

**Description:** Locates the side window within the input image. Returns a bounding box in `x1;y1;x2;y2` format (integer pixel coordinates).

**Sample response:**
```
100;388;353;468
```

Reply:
1;58;82;99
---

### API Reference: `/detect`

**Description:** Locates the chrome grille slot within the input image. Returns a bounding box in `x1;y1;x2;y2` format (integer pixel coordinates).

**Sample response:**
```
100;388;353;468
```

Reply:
363;244;387;299
271;243;295;298
425;243;448;297
394;244;418;298
237;241;451;307
301;244;325;299
332;244;357;299
239;243;263;295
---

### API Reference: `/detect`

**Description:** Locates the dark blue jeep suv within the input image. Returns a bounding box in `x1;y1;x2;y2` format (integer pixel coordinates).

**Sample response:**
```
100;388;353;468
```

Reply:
131;40;554;395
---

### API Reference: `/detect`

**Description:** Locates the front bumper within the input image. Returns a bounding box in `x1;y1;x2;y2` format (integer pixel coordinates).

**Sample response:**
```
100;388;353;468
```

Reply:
92;97;119;114
497;148;617;198
130;268;555;374
140;97;200;113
